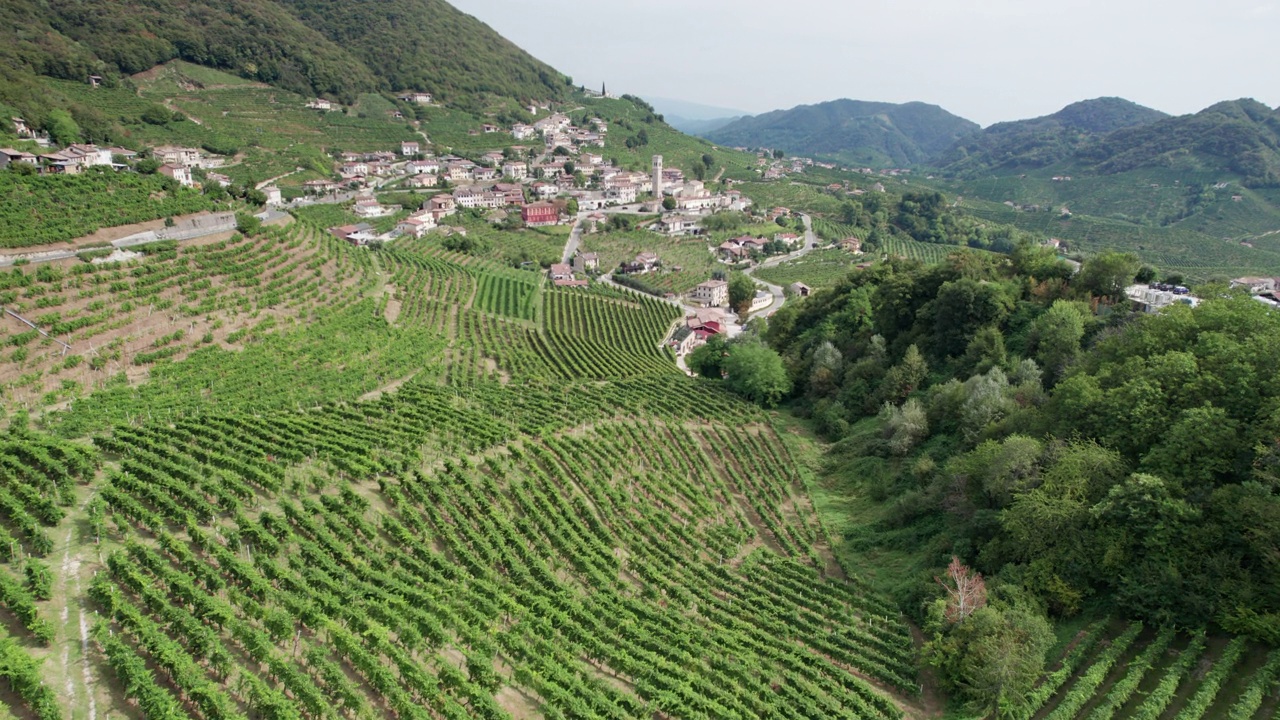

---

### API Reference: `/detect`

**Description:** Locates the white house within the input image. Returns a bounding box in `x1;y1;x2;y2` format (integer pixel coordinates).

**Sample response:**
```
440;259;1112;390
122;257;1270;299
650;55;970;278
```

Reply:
306;98;334;111
502;161;528;179
157;163;193;187
263;186;283;206
401;141;420;156
692;280;729;307
398;92;432;104
512;124;536;140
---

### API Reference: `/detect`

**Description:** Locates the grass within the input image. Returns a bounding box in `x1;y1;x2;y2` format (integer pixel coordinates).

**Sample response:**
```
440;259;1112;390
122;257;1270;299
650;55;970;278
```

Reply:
578;227;721;295
755;248;863;289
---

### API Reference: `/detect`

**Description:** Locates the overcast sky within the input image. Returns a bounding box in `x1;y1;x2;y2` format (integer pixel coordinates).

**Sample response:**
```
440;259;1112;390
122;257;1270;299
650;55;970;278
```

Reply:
450;0;1280;126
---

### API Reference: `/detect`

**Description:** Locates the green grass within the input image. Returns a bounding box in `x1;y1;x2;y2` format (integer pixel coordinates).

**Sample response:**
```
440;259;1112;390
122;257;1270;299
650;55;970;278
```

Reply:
579;227;721;295
755;248;863;289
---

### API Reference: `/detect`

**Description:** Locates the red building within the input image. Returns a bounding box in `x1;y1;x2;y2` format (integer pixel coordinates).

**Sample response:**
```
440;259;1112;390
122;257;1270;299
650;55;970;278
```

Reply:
522;202;559;227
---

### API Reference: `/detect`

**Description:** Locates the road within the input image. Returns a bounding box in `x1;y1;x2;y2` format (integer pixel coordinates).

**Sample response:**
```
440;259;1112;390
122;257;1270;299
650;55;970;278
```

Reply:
0;207;289;268
740;213;818;320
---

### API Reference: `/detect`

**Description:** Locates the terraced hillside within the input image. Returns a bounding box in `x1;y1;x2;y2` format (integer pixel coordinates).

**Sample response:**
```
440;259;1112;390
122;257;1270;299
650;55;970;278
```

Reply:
0;224;926;720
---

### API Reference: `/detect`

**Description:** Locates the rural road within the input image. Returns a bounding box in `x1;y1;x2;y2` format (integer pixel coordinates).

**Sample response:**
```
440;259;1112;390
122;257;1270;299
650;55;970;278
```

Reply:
0;207;288;268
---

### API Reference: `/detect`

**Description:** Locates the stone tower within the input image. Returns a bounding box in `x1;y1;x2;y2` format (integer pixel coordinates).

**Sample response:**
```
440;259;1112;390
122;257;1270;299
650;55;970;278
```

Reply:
652;155;663;198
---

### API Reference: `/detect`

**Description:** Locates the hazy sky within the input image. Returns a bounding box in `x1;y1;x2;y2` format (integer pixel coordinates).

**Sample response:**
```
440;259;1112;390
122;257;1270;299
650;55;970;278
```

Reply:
450;0;1280;126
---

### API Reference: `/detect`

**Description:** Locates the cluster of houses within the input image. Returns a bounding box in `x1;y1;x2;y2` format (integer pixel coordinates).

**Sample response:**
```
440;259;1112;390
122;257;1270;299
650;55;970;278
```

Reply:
0;132;266;199
668;306;728;356
715;231;803;262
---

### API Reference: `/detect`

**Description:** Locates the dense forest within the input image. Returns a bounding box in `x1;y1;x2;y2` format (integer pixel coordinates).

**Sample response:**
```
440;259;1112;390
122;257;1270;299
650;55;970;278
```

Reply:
0;0;569;124
694;244;1280;711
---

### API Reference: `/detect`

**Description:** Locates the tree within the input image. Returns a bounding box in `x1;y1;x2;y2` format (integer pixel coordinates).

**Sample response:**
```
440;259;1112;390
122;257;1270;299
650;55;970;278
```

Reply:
772;149;784;159
1028;300;1088;384
1134;265;1157;284
728;273;755;316
926;603;1054;718
235;212;261;236
701;153;714;169
723;340;791;406
1077;250;1140;300
688;335;728;378
937;556;987;622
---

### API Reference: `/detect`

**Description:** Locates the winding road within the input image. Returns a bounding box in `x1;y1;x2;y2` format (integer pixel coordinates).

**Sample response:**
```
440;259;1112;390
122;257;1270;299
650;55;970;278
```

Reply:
565;212;820;373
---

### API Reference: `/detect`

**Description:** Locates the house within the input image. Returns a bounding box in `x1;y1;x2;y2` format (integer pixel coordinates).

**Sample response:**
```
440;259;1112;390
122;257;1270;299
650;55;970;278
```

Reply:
840;237;863;253
396;215;435;238
340;162;369;177
692;279;729;307
652;215;700;236
306;98;334;111
428;195;457;216
493;183;525;206
0;148;38;169
687;307;728;330
405;173;438;188
1230;277;1276;295
453;189;505;209
606;183;637;204
522;202;560;227
635;252;659;270
717;242;749;261
481;151;506;166
512;124;536;140
11;118;30;138
158;163;193;187
353;198;398;218
401;141;420;157
398;92;432;104
263;186;283;206
481;124;500;133
304;179;340;194
574;252;599;273
205;172;232;188
789;282;811;297
502;161;528;179
532;182;559;199
446;163;475;182
775;233;800;246
331;223;378;245
151;146;199;167
668;325;698;356
548;263;574;281
407;159;441;174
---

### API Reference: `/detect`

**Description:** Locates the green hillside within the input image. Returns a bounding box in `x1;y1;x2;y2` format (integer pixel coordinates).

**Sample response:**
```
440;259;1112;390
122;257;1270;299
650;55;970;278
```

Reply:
934;97;1169;176
706;99;980;167
0;0;569;122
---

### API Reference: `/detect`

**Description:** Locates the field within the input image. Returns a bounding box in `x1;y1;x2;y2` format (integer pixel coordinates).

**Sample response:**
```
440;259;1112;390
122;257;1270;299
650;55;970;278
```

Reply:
0;210;932;720
578;227;723;295
755;248;863;289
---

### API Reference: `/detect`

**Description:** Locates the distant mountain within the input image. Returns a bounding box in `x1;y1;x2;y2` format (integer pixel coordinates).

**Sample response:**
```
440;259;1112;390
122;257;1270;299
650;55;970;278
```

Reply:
646;96;751;121
1;0;569;109
703;99;980;167
665;115;742;135
933;97;1170;176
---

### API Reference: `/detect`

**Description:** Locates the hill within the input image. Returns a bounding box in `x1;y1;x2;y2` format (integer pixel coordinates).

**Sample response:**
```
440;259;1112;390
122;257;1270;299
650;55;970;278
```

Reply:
933;97;1169;176
705;99;980;167
0;0;569;114
1081;98;1280;184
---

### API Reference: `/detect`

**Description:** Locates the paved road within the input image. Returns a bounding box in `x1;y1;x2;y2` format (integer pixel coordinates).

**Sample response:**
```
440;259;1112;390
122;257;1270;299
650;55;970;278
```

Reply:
740;213;818;319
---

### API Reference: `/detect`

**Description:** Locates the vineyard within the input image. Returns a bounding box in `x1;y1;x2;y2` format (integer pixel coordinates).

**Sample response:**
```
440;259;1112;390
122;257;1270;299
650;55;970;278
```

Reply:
0;221;371;413
0;213;1276;720
755;248;863;289
1006;621;1280;720
0;171;214;248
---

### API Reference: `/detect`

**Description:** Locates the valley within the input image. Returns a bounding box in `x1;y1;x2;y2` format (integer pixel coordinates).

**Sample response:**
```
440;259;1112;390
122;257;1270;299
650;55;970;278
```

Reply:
1;1;1279;719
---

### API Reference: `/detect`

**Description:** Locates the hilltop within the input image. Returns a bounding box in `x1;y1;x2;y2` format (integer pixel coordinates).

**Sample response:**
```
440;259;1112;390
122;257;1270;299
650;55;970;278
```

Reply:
933;97;1169;176
704;99;980;167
